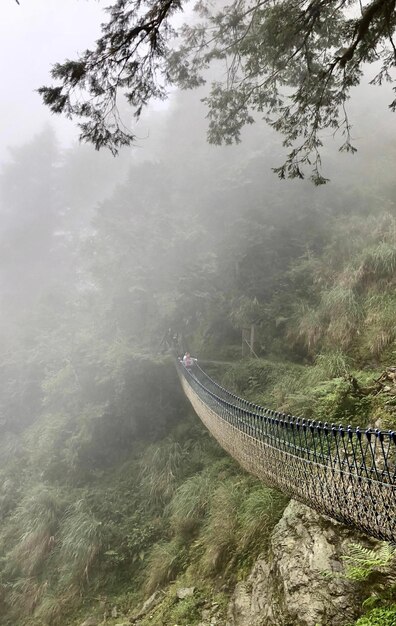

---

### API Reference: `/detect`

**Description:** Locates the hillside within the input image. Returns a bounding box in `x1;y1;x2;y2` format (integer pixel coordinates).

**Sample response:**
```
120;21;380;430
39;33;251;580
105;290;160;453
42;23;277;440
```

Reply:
0;94;396;625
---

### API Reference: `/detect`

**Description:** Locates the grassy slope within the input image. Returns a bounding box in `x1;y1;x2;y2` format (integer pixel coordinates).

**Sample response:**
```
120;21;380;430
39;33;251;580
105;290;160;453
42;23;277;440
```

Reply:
0;401;287;626
2;355;395;626
2;212;396;625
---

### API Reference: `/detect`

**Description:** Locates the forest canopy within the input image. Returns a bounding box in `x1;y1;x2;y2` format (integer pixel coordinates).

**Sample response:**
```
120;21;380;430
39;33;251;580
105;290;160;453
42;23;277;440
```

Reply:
39;0;396;183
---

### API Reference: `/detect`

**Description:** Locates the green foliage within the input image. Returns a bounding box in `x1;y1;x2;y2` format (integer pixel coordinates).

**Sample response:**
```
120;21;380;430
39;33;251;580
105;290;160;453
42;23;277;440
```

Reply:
198;480;242;575
352;606;396;626
168;593;202;625
139;439;191;506
363;294;396;358
6;577;48;617
289;303;323;354
322;286;360;321
237;485;288;553
4;55;396;626
0;471;21;523
304;378;371;425
31;590;75;626
343;543;396;582
221;358;300;405
169;471;213;536
313;351;353;380
287;212;396;363
58;499;105;586
4;485;66;577
360;243;396;283
40;0;396;182
145;539;188;594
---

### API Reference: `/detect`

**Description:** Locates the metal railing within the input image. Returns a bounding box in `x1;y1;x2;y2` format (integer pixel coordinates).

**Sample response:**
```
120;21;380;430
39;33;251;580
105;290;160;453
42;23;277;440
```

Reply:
177;360;396;542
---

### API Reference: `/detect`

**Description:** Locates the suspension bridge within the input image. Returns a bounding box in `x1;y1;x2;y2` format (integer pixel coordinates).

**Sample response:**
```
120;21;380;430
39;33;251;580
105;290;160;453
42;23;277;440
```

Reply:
177;360;396;543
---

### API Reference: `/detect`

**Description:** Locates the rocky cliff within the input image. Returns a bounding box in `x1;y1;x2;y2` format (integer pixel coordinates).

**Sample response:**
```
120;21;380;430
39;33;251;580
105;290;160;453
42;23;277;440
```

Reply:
226;500;375;626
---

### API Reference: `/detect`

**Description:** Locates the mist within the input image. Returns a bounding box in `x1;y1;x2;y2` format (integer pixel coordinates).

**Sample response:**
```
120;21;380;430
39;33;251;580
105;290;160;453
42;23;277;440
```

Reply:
0;2;395;625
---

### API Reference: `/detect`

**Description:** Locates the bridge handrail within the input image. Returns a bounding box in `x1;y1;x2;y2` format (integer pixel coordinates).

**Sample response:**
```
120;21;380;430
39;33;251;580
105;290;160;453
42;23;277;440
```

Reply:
177;359;396;542
195;362;393;439
178;361;396;485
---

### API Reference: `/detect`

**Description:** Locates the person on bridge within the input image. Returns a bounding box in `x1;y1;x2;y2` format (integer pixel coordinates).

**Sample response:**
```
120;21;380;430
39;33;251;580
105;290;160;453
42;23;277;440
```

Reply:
182;352;196;369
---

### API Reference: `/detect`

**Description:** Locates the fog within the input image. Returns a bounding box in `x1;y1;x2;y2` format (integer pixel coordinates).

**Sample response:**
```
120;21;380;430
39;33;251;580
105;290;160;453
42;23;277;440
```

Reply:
0;1;394;368
0;2;396;623
0;0;104;158
0;0;395;354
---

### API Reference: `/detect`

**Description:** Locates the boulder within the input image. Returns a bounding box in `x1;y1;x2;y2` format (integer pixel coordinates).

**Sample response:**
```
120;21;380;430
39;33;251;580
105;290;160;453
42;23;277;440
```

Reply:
227;500;377;626
176;587;195;600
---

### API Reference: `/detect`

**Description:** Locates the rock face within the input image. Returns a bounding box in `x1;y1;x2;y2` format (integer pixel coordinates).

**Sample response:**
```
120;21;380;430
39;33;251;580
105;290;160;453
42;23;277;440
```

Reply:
176;586;195;599
227;500;375;626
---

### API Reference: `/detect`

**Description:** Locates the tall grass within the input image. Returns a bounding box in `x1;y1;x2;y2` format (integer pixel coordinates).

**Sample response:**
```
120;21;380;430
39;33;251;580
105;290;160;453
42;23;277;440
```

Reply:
0;431;22;465
286;212;396;361
199;481;242;575
363;294;396;358
169;471;213;536
58;499;104;586
6;486;65;576
313;351;353;379
320;286;361;348
32;591;75;626
145;538;187;593
321;286;360;320
289;303;323;354
24;412;74;480
7;577;47;616
139;439;189;505
359;242;396;284
238;485;288;553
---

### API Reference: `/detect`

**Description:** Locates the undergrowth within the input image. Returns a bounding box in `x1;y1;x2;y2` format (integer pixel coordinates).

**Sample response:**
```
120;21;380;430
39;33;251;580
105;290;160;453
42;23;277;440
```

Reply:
3;212;396;625
287;213;396;364
0;407;288;626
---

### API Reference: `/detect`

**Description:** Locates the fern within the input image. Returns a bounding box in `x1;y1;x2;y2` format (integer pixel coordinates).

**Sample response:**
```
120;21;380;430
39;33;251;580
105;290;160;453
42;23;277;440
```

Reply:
342;543;395;581
352;605;396;626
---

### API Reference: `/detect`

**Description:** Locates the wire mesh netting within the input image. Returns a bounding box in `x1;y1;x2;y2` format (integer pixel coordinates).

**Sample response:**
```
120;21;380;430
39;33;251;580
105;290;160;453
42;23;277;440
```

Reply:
177;361;396;542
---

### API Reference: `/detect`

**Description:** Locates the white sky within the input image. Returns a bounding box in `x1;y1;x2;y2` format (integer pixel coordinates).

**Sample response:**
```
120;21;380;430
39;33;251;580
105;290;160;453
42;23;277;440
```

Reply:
0;0;107;161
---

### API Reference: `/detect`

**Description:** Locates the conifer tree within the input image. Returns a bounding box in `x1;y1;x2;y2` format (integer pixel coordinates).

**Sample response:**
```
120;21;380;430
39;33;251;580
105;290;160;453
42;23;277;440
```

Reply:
39;0;396;182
